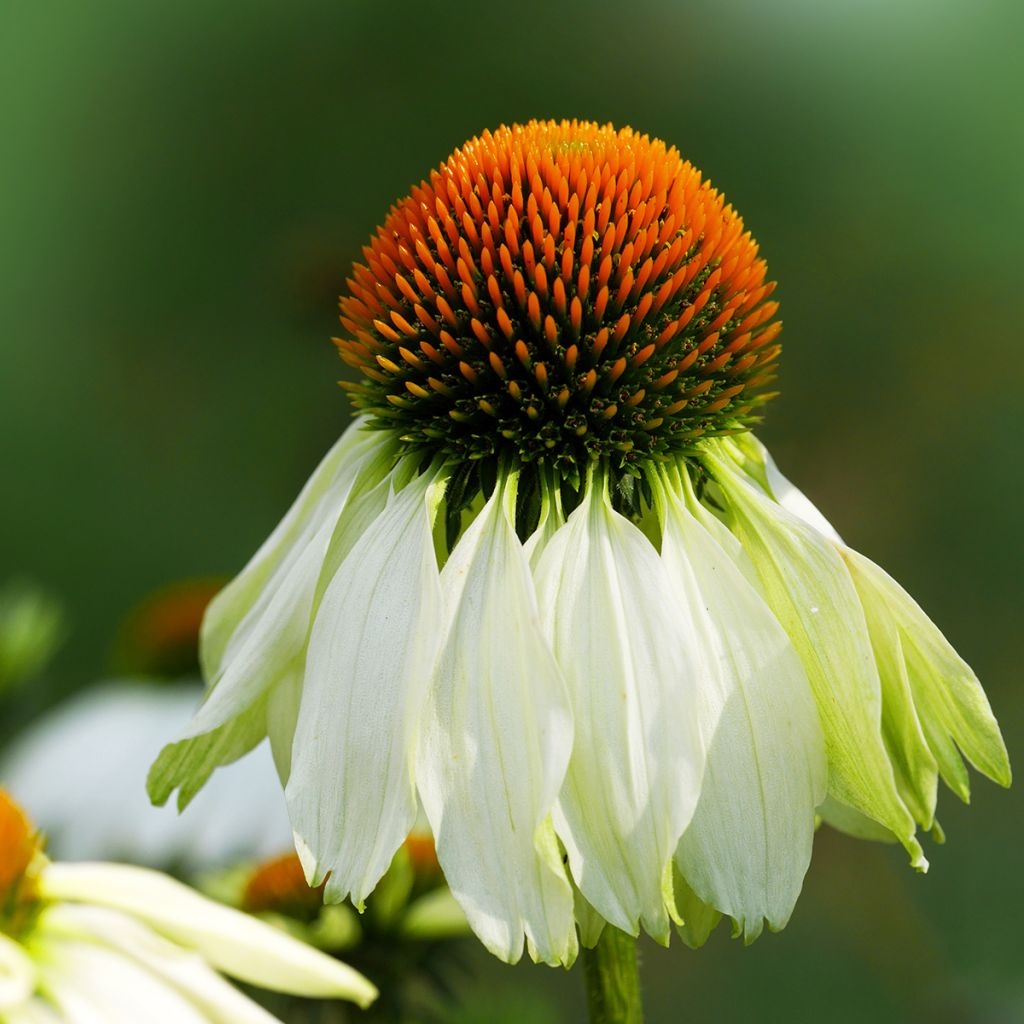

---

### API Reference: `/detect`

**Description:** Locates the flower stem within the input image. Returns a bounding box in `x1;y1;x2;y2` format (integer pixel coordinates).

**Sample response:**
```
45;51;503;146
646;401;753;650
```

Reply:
581;926;644;1024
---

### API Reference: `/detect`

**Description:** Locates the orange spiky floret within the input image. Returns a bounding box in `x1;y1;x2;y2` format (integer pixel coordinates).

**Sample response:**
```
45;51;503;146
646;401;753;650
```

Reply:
335;120;780;480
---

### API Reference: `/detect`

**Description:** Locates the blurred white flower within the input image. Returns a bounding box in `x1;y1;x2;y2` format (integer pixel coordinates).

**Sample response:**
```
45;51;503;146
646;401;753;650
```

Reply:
1;683;291;871
0;790;377;1022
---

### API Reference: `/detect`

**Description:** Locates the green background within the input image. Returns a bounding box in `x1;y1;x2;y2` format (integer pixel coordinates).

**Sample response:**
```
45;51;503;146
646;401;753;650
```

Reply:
2;1;1022;1020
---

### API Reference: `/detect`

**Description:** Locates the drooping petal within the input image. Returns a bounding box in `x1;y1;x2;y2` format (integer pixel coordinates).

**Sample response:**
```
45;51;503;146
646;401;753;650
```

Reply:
36;862;377;1007
703;442;925;868
843;564;940;828
265;668;302;786
39;903;279;1024
147;696;269;812
672;863;723;950
844;549;1011;795
657;468;826;940
149;430;395;810
286;468;446;910
755;438;843;544
754;438;1009;812
416;476;577;966
200;418;382;680
193;434;393;736
534;474;704;942
816;794;899;843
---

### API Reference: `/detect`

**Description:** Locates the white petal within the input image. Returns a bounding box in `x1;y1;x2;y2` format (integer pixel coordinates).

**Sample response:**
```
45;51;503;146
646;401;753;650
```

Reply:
39;904;279;1024
0;932;34;1011
658;469;826;939
200;418;382;680
197;425;393;732
37;862;377;1007
149;432;394;810
416;478;577;966
34;936;210;1024
755;438;844;544
534;477;704;942
286;468;445;909
704;442;925;868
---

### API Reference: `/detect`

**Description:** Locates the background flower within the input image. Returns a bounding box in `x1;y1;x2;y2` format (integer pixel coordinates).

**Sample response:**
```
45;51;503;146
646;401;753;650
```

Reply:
1;682;291;871
0;791;377;1022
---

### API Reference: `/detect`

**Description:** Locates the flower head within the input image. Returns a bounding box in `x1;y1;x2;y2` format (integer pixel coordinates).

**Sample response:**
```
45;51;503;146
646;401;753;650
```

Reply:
0;790;377;1021
151;120;1009;967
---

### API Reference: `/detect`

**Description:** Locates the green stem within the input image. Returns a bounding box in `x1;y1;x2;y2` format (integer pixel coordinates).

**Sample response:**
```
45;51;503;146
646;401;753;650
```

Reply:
581;926;644;1024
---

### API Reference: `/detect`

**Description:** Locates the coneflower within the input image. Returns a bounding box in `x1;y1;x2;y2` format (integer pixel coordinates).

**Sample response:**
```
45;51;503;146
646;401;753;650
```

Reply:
150;120;1009;1007
0;790;376;1022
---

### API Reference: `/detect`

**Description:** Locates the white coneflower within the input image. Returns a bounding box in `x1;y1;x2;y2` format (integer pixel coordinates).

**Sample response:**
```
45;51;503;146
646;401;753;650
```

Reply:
0;790;376;1022
150;121;1009;981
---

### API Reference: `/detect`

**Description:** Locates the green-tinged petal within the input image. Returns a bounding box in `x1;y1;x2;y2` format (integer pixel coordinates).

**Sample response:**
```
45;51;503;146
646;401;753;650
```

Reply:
417;477;577;967
844;549;1010;794
36;863;377;1008
845;562;939;827
192;429;394;735
265;669;302;786
522;470;565;570
147;696;269;811
816;795;897;844
286;469;445;910
672;864;723;950
703;442;925;869
572;888;606;950
0;932;34;1011
753;437;1009;804
37;904;280;1024
200;418;383;680
150;435;395;810
656;468;826;940
535;474;704;943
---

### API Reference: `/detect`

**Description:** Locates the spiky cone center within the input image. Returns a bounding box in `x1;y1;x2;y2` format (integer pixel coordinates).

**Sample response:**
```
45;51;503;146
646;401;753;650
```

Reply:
336;119;781;488
0;790;42;935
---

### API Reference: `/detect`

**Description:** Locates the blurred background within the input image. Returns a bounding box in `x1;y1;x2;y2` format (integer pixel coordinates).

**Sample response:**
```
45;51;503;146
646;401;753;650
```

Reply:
2;0;1022;1020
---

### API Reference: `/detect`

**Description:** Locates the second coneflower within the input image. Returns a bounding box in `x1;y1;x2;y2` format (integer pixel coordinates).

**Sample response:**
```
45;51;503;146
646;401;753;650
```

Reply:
150;120;1009;969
